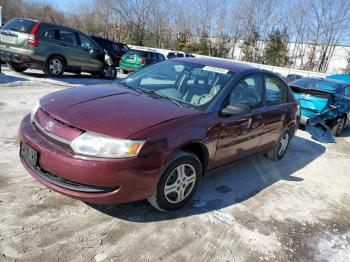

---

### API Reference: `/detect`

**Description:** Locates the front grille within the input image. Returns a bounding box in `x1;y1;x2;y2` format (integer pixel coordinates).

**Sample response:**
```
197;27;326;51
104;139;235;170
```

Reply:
33;108;82;146
34;165;117;193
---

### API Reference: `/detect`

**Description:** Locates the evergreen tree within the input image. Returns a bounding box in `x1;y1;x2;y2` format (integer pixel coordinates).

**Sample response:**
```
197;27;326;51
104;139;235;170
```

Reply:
241;31;260;63
264;29;291;67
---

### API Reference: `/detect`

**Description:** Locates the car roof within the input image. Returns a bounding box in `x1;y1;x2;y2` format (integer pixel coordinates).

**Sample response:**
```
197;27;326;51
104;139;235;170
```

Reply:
175;57;256;73
326;74;350;83
297;77;347;85
130;48;162;54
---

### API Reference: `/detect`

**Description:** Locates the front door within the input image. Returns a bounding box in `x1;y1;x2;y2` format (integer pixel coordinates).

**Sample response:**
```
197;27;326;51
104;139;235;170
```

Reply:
214;74;265;167
77;34;103;71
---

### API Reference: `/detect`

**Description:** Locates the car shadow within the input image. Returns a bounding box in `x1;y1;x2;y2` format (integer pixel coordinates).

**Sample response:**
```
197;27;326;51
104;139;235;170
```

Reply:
339;127;350;138
87;134;326;221
0;73;28;84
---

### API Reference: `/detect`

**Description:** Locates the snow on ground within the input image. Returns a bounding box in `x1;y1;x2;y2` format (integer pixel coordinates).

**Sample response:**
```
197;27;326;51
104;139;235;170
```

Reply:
0;67;350;261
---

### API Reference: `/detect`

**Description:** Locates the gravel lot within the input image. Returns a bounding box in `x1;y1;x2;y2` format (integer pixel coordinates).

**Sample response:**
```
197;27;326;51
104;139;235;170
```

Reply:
0;67;350;262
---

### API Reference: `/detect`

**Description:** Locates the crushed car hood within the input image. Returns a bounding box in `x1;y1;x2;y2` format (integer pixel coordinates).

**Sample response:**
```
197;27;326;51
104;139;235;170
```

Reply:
40;84;196;138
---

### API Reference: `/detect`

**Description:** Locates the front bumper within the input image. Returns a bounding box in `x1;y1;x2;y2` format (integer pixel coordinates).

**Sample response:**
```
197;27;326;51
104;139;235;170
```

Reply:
19;114;171;204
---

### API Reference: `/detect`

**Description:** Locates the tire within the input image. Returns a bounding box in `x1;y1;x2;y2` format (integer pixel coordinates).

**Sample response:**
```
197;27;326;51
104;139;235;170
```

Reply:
265;129;291;161
6;62;28;73
331;116;346;137
100;65;117;79
44;55;65;76
148;151;202;211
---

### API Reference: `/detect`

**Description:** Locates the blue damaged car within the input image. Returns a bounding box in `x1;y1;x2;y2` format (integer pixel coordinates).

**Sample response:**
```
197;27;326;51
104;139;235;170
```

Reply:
327;74;350;84
290;77;350;137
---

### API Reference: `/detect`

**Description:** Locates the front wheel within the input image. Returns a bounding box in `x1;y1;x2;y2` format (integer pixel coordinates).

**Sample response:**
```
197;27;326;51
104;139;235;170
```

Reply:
265;129;291;161
148;151;202;211
101;65;117;79
6;62;28;72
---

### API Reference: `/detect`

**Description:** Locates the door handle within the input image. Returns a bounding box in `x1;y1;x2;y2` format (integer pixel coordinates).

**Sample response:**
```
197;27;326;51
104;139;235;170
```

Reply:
60;43;67;47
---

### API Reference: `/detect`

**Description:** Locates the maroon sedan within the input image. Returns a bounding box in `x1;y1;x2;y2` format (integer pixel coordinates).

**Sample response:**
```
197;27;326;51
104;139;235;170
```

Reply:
19;58;299;211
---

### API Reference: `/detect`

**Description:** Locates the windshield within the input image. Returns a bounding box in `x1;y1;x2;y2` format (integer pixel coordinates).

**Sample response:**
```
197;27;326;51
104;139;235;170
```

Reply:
292;78;339;92
128;49;147;57
120;60;234;110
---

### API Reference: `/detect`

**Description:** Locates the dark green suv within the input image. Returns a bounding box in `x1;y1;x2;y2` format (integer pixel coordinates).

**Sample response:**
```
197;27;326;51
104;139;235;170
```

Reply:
0;18;116;79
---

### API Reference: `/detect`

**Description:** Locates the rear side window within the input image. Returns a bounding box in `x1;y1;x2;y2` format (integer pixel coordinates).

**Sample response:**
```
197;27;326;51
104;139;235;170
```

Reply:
2;19;36;33
59;30;77;45
264;75;288;104
230;74;262;108
150;52;158;60
43;30;58;40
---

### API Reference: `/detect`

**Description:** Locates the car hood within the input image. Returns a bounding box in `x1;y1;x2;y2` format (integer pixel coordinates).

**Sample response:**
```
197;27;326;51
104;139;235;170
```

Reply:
40;84;197;138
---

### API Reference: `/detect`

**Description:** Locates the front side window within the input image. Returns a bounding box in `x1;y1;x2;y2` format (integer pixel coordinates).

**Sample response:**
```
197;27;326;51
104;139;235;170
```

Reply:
120;60;235;110
59;30;77;45
229;75;262;108
158;54;165;61
265;75;288;104
79;35;94;50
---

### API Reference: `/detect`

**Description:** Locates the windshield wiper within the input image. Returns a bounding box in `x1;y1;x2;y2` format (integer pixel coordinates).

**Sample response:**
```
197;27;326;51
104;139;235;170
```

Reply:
120;82;143;94
142;89;182;107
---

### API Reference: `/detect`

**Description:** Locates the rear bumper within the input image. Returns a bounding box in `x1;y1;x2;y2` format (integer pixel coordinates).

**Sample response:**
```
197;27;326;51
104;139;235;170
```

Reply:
119;65;142;72
0;50;34;66
19;114;171;204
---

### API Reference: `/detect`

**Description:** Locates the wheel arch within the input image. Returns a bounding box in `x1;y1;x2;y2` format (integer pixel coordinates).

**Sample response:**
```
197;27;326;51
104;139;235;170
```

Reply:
45;53;67;68
179;141;209;175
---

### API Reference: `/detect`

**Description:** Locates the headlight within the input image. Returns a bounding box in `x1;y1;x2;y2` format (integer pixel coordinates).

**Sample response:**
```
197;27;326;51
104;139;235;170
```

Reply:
31;101;41;122
70;132;145;158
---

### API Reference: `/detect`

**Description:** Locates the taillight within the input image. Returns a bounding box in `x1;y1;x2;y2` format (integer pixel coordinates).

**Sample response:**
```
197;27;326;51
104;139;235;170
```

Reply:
28;23;40;46
140;57;145;65
120;55;124;61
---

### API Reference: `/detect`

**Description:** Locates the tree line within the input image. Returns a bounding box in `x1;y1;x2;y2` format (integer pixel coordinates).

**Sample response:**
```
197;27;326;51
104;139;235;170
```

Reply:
1;0;350;73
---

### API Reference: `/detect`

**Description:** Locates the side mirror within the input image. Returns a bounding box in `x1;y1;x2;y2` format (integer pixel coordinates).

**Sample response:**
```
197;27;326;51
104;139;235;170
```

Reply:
220;104;251;116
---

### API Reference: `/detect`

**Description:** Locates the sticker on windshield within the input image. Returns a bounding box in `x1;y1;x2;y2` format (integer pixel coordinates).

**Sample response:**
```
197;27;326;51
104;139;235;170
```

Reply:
203;66;229;75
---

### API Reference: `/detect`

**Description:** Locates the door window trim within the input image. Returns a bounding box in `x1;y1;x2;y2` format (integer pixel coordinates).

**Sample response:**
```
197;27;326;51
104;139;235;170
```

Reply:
263;73;289;105
221;73;264;111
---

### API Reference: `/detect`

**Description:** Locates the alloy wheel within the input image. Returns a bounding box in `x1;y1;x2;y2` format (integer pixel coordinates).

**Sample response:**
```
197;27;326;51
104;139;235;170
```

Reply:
278;132;289;156
103;66;115;79
163;164;196;204
49;58;63;75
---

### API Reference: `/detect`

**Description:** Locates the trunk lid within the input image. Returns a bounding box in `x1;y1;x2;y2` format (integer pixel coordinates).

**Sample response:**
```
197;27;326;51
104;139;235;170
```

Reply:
122;50;146;66
290;85;333;117
0;19;37;50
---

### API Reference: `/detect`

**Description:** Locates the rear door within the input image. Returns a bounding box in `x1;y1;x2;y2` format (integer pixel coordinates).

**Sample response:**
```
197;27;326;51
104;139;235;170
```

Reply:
55;29;82;68
259;74;289;151
0;18;36;52
214;74;265;166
